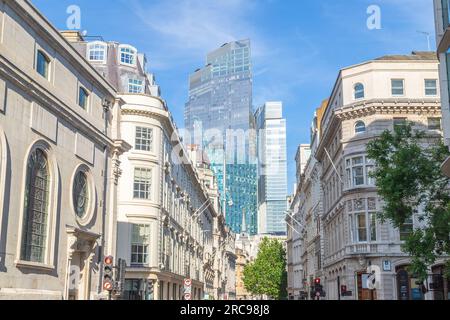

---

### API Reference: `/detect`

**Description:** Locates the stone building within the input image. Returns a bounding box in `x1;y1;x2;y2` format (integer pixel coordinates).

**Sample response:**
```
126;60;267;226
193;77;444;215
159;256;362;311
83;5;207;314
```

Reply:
235;248;251;300
61;32;237;301
287;100;327;300
434;0;450;177
0;0;237;300
318;52;443;300
288;52;448;300
0;0;128;299
187;144;237;300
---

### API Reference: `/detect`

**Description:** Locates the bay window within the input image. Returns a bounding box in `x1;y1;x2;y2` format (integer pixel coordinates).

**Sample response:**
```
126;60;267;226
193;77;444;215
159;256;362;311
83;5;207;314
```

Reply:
357;213;367;242
119;45;137;66
345;155;374;188
347;197;379;243
87;42;107;62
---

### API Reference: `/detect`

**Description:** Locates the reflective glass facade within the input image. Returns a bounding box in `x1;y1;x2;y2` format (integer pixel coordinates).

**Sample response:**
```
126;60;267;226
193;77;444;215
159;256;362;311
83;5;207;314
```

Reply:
185;40;258;235
255;102;288;235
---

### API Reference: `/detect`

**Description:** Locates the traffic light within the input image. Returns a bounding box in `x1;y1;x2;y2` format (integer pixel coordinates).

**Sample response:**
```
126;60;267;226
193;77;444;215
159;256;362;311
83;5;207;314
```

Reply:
312;278;325;299
103;255;114;292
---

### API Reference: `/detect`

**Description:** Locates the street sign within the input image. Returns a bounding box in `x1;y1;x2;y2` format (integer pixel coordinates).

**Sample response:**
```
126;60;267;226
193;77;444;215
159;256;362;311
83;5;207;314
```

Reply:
184;293;192;300
184;278;192;294
103;280;113;291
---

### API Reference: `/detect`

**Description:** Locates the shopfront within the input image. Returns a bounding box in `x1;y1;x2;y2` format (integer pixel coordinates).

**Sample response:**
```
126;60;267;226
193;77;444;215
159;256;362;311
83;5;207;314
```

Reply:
396;266;425;300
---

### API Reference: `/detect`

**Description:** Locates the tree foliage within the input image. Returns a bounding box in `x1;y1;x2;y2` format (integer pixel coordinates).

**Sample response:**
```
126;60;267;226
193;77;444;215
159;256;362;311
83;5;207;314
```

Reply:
366;123;450;279
242;238;287;299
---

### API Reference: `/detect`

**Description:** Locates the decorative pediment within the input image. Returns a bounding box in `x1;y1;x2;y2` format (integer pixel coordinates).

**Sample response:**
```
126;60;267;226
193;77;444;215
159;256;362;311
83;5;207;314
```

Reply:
66;226;100;256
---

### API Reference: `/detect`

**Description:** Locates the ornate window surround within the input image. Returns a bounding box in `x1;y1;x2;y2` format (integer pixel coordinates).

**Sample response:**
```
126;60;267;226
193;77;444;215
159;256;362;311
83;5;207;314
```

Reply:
15;140;59;270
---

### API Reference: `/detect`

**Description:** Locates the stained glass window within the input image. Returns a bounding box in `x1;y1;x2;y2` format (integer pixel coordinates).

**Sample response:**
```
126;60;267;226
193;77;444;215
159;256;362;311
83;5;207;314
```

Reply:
21;148;50;263
73;171;89;218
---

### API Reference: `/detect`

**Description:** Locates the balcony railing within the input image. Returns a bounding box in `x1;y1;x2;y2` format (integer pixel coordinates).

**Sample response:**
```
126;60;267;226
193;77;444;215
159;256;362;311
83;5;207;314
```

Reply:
346;243;379;255
323;243;381;266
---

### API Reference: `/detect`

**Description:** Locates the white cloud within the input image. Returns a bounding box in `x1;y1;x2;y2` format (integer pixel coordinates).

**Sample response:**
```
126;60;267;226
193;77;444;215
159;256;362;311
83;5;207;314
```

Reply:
129;0;263;59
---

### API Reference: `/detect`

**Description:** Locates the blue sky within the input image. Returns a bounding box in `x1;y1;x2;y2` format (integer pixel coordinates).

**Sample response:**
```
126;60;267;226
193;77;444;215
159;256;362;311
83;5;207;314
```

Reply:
32;0;435;192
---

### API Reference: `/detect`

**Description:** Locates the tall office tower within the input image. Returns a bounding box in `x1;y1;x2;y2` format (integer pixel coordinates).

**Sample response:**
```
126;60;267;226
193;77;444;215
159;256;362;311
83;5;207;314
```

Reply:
255;102;288;235
185;40;258;235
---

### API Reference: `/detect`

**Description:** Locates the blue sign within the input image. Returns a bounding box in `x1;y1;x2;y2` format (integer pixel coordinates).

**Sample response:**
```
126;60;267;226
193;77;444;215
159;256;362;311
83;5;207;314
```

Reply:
411;288;423;300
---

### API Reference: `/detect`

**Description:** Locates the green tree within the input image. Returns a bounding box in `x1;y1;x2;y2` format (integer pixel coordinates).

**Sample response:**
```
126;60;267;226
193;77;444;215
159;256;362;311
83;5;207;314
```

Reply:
242;237;287;299
366;123;450;280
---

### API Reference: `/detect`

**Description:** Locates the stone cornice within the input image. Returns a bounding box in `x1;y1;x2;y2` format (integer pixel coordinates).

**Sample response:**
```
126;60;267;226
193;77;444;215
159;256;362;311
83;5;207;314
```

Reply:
121;105;217;219
11;0;117;94
335;99;441;120
317;98;441;159
0;56;114;148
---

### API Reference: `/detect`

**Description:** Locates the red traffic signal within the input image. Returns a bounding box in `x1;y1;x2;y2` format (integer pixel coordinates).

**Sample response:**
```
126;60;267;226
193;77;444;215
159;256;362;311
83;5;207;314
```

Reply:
314;278;321;285
104;255;113;266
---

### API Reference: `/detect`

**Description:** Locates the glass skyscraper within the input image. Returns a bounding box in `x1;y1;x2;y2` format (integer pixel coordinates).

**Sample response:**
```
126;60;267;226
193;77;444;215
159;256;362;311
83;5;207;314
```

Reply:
185;40;258;235
255;102;288;235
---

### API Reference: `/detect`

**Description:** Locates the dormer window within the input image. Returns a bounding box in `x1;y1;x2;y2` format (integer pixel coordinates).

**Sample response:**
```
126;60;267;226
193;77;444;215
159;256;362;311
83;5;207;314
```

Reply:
87;42;107;63
119;45;137;66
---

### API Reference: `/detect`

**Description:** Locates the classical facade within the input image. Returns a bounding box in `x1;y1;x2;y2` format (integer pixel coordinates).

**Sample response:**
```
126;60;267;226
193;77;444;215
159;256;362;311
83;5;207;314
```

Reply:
319;52;445;300
0;0;128;299
0;1;237;300
287;100;327;300
113;93;216;300
288;52;449;300
187;145;237;300
434;0;450;176
60;27;239;300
